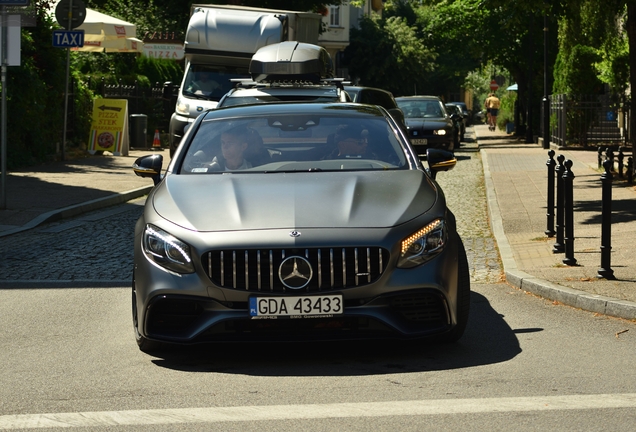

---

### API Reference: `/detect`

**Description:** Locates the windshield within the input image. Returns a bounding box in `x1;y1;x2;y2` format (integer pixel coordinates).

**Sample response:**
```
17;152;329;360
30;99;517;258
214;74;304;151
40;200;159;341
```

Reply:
182;65;248;101
181;113;409;173
398;100;446;118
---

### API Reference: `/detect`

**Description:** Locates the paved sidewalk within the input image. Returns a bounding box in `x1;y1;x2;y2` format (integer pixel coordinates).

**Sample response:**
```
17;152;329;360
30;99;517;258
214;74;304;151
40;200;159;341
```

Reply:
476;124;636;320
0;149;168;236
1;133;635;321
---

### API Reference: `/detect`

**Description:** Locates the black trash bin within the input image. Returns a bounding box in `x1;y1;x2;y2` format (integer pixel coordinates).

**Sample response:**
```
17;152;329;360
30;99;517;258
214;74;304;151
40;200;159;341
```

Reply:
129;114;148;149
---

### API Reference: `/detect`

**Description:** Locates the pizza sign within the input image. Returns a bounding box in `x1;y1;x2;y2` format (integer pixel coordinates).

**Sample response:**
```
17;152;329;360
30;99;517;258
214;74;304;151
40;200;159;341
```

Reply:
88;99;129;155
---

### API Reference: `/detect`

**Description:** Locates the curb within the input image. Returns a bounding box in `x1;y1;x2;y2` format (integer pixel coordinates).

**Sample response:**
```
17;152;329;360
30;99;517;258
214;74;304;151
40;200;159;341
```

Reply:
480;148;636;321
0;185;153;238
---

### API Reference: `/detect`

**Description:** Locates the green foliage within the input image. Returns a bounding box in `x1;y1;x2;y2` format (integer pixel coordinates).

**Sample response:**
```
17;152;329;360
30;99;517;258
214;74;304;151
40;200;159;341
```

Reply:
74;52;183;87
344;14;436;96
595;31;630;94
496;91;516;130
553;44;602;94
5;5;69;168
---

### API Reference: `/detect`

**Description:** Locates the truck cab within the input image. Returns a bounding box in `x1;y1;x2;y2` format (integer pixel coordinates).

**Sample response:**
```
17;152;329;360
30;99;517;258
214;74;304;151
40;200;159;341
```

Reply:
168;5;322;156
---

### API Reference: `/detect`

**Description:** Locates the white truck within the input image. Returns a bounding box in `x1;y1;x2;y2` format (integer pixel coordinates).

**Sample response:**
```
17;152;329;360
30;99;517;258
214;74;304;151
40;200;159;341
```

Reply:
169;4;322;154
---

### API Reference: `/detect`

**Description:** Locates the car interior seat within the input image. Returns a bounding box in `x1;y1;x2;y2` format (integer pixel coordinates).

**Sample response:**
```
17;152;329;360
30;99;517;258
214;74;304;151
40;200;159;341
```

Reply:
244;128;271;166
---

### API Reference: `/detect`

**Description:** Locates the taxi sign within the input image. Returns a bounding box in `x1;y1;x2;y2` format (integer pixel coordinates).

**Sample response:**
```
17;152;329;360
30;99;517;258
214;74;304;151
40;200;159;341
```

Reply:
52;30;85;48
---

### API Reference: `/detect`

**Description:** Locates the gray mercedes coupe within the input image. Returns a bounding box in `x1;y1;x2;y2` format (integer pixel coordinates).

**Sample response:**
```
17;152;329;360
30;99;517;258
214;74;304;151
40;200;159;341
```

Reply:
132;102;469;352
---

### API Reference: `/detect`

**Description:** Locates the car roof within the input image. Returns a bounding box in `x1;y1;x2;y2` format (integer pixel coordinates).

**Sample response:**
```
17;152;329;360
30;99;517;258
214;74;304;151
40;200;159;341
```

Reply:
395;95;441;101
344;85;392;95
206;102;387;118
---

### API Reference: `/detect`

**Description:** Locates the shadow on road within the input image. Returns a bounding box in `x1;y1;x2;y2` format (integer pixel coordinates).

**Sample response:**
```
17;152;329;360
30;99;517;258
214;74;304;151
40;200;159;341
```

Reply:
150;291;522;376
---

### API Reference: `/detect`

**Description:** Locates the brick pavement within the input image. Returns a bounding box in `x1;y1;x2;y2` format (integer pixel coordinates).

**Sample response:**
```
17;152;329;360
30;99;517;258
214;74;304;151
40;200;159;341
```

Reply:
477;125;636;319
1;130;635;320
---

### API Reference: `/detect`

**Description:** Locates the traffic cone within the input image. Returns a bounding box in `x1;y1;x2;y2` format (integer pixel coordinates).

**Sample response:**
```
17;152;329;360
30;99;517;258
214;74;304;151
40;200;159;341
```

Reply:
152;129;163;151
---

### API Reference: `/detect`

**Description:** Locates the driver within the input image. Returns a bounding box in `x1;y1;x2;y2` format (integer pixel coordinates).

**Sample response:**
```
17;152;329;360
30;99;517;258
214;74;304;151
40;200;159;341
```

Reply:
189;70;221;95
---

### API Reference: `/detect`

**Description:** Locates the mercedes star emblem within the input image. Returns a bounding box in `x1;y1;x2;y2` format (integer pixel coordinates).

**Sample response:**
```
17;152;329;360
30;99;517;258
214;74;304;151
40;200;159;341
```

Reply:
278;256;313;289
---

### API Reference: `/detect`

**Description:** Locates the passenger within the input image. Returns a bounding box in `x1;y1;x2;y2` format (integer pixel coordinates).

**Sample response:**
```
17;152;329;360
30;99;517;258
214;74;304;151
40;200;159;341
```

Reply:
326;125;376;159
210;126;253;171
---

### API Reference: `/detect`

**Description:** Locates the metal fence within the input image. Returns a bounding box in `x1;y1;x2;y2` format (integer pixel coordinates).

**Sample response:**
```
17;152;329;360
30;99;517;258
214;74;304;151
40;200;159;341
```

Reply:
68;78;179;148
547;94;630;148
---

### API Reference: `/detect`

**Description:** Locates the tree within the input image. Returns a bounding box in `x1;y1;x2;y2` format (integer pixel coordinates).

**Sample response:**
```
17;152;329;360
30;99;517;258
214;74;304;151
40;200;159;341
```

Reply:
345;14;436;96
4;1;80;168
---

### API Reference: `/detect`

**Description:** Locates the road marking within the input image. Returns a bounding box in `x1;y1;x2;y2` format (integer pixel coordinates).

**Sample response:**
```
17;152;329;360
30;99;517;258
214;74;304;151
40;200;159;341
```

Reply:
1;394;636;429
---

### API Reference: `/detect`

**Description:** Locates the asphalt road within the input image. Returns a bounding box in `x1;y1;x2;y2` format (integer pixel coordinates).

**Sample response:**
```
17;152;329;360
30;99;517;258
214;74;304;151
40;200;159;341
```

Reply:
0;142;635;430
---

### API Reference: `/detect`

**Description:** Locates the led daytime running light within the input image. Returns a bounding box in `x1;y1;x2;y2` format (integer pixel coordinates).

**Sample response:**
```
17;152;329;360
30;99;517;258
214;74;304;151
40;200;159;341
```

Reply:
401;219;442;254
147;225;191;264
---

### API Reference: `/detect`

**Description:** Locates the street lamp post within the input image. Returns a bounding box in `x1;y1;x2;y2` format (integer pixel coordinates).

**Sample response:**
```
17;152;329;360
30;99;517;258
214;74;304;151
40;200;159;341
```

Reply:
542;14;550;150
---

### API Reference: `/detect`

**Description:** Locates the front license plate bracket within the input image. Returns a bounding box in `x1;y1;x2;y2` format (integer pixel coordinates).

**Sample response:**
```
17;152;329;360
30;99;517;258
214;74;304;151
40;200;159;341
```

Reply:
249;295;343;318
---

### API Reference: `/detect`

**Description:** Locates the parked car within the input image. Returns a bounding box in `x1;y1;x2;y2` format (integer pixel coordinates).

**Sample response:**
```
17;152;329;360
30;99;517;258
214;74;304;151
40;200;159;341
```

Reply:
344;85;406;130
445;103;465;143
131;102;470;352
395;96;458;153
448;101;471;126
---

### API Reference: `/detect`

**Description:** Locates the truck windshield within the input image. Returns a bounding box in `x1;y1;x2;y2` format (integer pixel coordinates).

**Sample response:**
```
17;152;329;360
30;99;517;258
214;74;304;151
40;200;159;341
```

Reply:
182;66;248;101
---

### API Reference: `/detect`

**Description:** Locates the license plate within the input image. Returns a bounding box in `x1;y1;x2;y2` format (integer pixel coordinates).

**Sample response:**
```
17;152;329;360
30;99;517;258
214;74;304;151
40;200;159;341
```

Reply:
411;138;428;145
249;295;343;318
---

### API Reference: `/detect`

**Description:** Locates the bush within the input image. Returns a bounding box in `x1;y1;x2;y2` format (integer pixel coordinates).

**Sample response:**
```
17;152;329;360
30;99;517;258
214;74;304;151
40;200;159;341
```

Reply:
496;91;516;131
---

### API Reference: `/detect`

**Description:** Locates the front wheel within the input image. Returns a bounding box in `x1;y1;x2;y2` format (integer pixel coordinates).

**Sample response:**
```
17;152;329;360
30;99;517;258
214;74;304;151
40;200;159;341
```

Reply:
439;238;470;343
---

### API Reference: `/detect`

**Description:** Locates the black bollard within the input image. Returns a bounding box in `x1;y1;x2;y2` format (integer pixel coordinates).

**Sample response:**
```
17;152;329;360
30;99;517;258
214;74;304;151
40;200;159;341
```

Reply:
545;150;556;237
628;157;633;184
553;155;566;253
597;146;603;169
617;147;624;178
606;148;615;171
597;159;615;279
562;159;577;266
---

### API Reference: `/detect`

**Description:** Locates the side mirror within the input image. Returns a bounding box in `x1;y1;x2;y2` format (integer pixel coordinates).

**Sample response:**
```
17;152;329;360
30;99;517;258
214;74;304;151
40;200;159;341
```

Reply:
426;148;456;180
133;154;163;186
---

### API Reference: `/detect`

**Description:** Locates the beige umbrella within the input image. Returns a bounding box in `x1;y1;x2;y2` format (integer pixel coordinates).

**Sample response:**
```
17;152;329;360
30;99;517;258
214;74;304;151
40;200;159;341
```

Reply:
55;7;143;53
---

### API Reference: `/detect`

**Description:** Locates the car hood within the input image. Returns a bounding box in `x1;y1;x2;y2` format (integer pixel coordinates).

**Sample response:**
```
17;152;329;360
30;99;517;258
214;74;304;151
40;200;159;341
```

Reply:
404;118;450;129
152;171;438;231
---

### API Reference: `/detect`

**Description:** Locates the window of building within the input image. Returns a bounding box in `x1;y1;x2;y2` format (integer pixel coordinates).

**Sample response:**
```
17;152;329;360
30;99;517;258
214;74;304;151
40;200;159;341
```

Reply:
329;5;341;27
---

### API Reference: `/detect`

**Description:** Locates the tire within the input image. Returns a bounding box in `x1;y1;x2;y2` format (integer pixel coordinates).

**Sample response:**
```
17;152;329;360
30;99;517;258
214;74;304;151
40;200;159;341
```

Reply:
132;279;164;354
446;138;455;152
439;238;470;343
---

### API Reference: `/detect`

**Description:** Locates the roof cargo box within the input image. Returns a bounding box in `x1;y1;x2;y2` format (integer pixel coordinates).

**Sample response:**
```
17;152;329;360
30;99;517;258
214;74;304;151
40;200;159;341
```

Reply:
249;42;334;84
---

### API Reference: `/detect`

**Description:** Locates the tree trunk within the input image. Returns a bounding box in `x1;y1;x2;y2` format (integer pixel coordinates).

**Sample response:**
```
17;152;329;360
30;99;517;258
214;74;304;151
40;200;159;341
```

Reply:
627;3;636;150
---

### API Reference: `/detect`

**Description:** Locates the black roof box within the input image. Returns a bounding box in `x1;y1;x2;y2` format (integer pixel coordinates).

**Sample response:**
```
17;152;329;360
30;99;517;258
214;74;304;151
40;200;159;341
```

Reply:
249;41;334;84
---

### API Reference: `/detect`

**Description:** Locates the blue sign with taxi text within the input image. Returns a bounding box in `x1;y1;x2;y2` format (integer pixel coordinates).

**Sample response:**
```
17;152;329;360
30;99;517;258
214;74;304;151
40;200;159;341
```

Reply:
52;30;84;48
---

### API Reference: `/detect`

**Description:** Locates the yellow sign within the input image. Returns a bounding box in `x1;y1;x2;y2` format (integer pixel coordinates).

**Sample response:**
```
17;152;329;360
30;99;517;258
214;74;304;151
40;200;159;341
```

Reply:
88;99;129;155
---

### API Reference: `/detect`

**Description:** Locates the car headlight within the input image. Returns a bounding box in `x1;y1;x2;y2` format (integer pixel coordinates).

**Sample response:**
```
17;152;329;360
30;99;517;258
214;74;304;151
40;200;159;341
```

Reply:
175;97;190;116
143;224;194;273
433;129;447;136
398;219;447;268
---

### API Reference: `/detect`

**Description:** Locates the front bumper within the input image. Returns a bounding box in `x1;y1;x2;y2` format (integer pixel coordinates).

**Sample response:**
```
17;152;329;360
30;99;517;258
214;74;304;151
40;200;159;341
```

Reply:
133;236;461;344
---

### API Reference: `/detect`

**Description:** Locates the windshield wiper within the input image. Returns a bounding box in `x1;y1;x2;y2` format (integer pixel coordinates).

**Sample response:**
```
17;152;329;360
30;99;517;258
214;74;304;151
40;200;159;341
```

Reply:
182;91;213;100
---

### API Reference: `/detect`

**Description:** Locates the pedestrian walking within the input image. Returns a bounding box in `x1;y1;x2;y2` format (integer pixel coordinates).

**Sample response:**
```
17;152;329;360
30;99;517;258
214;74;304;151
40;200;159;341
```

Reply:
485;93;501;131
